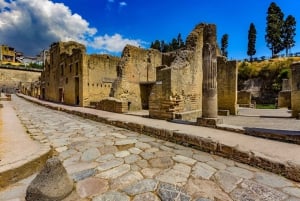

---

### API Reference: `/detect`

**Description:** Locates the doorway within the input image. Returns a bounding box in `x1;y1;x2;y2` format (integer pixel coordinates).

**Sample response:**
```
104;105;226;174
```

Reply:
75;77;79;105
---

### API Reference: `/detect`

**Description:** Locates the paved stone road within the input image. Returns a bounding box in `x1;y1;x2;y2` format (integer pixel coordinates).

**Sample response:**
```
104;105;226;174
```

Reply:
1;96;300;201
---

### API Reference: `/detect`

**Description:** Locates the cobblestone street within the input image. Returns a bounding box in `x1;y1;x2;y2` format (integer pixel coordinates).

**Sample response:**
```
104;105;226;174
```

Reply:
1;96;300;201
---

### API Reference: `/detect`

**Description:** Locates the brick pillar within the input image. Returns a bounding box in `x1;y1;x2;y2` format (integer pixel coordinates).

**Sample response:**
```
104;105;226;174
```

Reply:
291;62;300;118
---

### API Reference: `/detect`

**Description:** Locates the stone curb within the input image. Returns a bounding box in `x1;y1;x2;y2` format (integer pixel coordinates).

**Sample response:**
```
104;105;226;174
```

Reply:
17;94;300;182
0;144;52;189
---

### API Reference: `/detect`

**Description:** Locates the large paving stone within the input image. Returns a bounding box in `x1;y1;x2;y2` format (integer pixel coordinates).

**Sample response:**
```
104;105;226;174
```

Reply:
141;168;161;178
81;148;100;161
92;191;130;201
97;159;124;171
96;164;130;179
149;157;174;168
192;152;214;163
172;155;196;166
191;162;216;180
26;157;74;201
255;172;294;188
282;187;300;198
76;177;108;198
238;180;288;201
122;179;158;196
214;170;243;193
225;166;254;179
98;145;118;155
206;160;227;170
71;168;96;181
157;182;191;201
156;168;189;186
132;192;160;201
124;154;142;164
110;171;143;190
185;179;232;201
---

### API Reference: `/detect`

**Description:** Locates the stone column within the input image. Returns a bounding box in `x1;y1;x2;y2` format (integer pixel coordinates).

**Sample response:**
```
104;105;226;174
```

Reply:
197;24;222;127
291;62;300;118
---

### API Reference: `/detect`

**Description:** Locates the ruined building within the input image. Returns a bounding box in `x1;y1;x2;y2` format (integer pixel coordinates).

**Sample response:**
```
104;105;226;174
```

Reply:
40;23;238;120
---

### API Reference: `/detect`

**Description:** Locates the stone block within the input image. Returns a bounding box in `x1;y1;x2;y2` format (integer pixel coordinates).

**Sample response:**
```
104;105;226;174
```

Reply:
218;110;229;116
26;157;74;201
196;117;223;128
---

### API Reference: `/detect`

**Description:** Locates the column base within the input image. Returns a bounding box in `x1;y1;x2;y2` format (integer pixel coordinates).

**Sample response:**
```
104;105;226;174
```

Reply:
196;117;223;128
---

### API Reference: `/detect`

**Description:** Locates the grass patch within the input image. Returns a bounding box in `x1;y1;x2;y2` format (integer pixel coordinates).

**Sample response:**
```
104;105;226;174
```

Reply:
255;104;276;109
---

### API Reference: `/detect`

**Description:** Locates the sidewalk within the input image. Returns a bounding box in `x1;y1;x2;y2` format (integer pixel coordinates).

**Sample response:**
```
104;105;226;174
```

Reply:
0;100;52;189
18;94;300;182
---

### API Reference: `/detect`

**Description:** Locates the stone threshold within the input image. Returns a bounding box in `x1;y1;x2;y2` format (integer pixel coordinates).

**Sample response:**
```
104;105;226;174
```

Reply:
17;94;300;182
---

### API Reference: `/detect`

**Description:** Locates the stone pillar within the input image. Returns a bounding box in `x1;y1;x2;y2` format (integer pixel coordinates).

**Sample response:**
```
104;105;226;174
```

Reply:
197;24;223;127
291;62;300;118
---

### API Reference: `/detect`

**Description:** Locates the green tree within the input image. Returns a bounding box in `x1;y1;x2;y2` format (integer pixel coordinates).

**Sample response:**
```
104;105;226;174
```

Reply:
247;23;257;61
221;34;229;57
282;15;296;56
265;2;284;57
177;33;185;48
170;38;179;50
150;40;161;51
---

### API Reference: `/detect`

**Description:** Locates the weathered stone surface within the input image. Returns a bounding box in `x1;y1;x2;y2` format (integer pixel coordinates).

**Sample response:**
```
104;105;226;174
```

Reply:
185;179;232;201
76;177;108;198
122;179;158;196
97;159;124;171
141;168;161;178
158;182;191;201
71;168;96;181
124;154;141;164
26;157;74;201
129;147;142;155
149;157;174;168
255;172;294;188
110;171;143;190
172;155;196;166
98;145;118;155
92;191;130;201
81;148;100;161
115;151;130;158
225;166;254;179
192;152;214;162
156;166;190;186
132;192;160;201
191;162;216;180
239;180;288;200
282;187;300;198
207;160;227;170
96;164;130;179
214;170;243;193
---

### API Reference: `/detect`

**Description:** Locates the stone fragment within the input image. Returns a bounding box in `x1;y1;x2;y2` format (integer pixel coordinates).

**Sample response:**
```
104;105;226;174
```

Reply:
92;191;130;201
172;155;196;165
122;179;158;196
76;177;108;198
149;157;174;168
132;192;160;201
157;182;191;201
26;157;74;201
191;162;216;180
115;139;137;150
255;172;294;188
81;148;100;161
214;170;243;193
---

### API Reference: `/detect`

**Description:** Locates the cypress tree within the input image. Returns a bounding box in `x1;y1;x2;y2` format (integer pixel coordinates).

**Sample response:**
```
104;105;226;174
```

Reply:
282;15;296;56
247;23;257;61
221;34;229;57
265;2;284;57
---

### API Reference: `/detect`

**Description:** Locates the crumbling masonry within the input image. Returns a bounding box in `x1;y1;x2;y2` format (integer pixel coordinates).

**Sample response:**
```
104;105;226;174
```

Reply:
40;23;238;120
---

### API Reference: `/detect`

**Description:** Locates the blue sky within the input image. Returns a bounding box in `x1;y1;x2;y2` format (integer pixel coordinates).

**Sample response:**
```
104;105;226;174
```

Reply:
0;0;299;59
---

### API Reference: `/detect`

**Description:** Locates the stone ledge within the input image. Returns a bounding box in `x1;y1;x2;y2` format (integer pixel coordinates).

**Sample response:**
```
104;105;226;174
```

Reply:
0;145;52;189
17;94;300;182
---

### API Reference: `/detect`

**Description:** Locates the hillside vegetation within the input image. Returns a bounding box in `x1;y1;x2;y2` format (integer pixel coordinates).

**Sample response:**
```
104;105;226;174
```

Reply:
238;57;300;104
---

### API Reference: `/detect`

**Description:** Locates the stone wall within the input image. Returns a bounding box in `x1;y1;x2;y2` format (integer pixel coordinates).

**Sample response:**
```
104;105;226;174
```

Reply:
95;97;128;113
278;91;291;108
0;66;41;93
217;56;238;115
113;45;162;111
291;63;300;118
149;24;205;120
237;91;252;107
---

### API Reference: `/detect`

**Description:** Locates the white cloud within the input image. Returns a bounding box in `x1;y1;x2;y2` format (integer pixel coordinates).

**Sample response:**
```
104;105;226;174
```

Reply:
90;34;143;52
0;0;142;55
119;2;127;7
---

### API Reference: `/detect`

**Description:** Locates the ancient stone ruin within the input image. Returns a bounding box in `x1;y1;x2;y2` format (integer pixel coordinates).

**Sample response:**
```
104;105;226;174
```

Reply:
40;23;238;122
